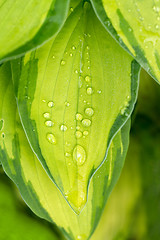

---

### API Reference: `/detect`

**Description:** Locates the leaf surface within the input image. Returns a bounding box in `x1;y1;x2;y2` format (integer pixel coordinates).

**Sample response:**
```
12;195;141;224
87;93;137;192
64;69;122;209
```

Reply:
0;62;131;240
0;0;69;63
12;2;140;213
91;0;160;84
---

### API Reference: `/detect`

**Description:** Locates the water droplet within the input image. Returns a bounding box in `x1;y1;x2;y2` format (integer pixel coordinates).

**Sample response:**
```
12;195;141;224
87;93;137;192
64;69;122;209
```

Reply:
128;27;132;32
65;152;71;157
86;46;89;50
73;145;86;166
85;75;90;82
60;124;67;131
76;126;80;130
70;53;73;57
97;90;102;94
61;60;66;66
76;235;86;240
52;56;55;59
45;120;54;127
65;101;70;107
72;46;76;50
70;7;74;12
65;141;70;147
1;133;5;138
75;131;82;139
0;119;4;131
82;119;91;127
85;107;94;117
87;33;91;37
86;87;93;95
75;69;78;74
48;101;54;108
76;113;83;121
42;99;46;103
47;133;56;144
78;76;83;88
155;24;159;29
83;131;88;136
43;112;50;119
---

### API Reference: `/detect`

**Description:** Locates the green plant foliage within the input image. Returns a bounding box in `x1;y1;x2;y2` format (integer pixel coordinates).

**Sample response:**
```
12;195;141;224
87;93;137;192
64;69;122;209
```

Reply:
91;0;160;84
11;1;140;213
0;62;130;240
0;0;70;63
0;168;62;240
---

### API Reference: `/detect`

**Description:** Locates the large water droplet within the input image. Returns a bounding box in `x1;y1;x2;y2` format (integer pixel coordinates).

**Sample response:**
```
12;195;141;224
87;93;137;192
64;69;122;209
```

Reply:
82;119;91;127
45;120;54;127
85;107;94;117
43;112;50;119
75;131;82;139
60;124;67;132
76;113;83;121
86;87;93;95
48;101;54;108
47;133;56;144
73;145;86;166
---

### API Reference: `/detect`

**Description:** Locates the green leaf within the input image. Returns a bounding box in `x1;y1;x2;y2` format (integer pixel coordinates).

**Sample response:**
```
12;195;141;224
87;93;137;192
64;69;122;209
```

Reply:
91;0;160;84
12;2;140;213
0;168;61;240
0;62;131;240
0;0;70;63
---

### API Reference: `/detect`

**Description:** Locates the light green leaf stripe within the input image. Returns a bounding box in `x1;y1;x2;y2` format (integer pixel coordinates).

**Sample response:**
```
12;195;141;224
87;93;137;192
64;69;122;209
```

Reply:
12;2;140;213
0;0;70;63
0;62;130;240
91;0;160;84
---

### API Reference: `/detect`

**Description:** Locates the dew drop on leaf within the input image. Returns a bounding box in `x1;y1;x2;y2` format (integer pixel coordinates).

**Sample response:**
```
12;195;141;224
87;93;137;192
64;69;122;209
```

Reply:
60;124;67;131
75;131;82;139
45;120;54;127
86;87;93;95
85;107;94;117
46;133;56;144
61;60;66;66
83;131;88;136
47;101;54;108
76;113;83;121
73;145;86;166
85;75;91;82
82;119;91;127
43;112;50;119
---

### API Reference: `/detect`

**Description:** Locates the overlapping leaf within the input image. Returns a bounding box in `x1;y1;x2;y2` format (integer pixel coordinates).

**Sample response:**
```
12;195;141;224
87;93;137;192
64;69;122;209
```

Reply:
11;1;140;213
1;62;130;240
0;0;69;63
91;0;160;84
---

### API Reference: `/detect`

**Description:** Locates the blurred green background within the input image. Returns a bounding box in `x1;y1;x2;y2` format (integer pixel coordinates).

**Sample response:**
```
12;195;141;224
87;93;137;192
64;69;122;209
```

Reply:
0;69;160;240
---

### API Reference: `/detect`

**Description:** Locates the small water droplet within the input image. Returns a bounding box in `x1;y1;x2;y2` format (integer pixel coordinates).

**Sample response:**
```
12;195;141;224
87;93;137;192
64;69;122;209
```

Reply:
1;132;5;138
85;75;90;82
52;56;55;59
48;101;54;108
0;119;4;131
75;131;82;139
155;24;159;29
79;76;83;88
86;46;89;50
60;124;67;131
73;145;86;166
72;46;76;50
43;112;50;119
46;133;56;144
83;131;88;136
76;113;83;121
70;7;74;12
65;152;71;157
45;120;54;127
97;90;102;94
76;126;80;130
87;33;91;37
65;141;70;147
42;99;46;103
86;87;93;95
70;53;73;57
82;119;91;127
61;60;66;66
75;69;78;74
85;107;94;117
65;101;70;107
